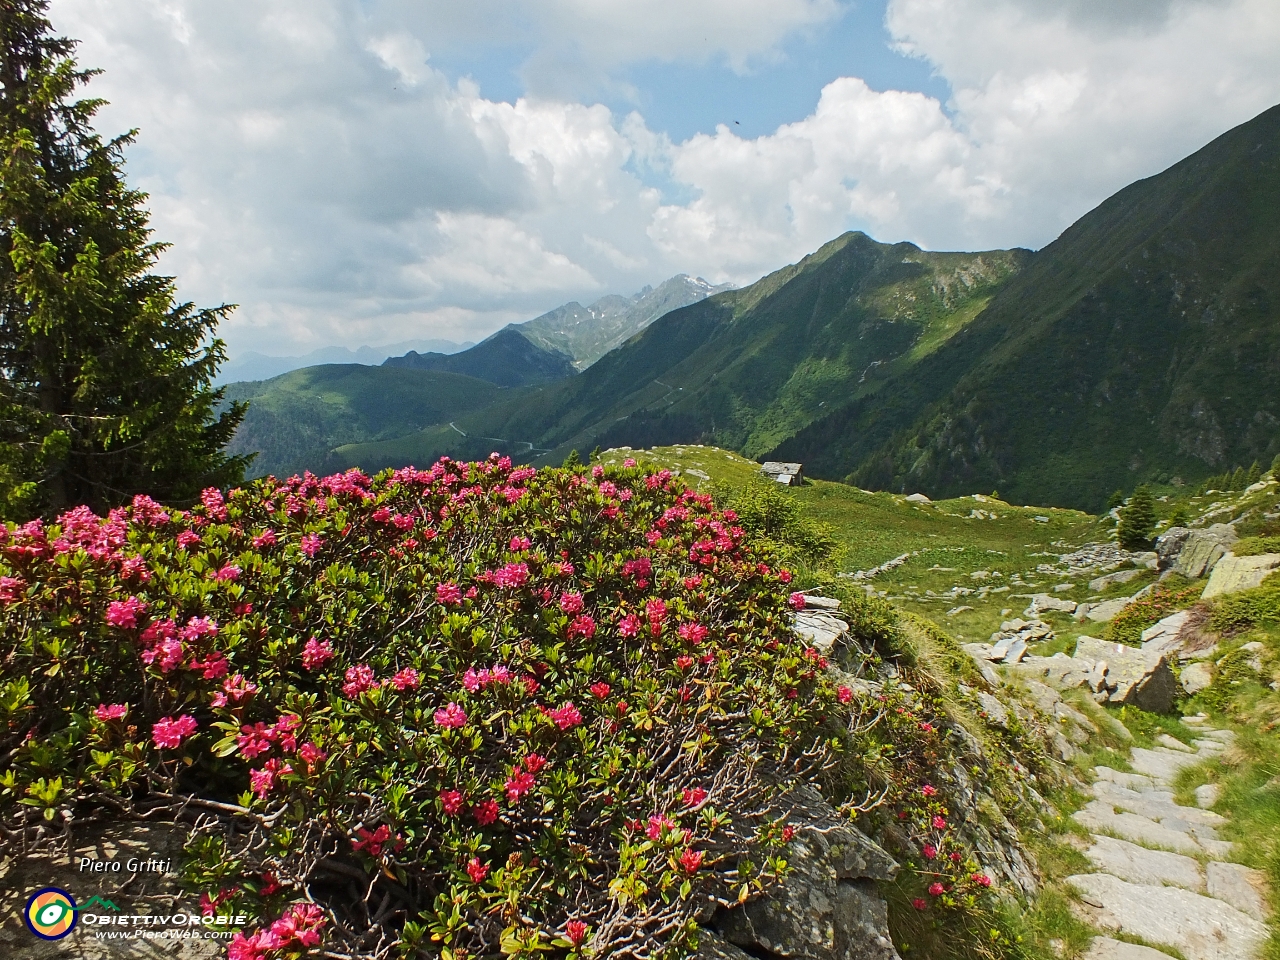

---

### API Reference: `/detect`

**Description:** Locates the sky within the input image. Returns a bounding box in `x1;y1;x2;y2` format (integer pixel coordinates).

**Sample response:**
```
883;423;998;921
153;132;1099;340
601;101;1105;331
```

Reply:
48;0;1280;358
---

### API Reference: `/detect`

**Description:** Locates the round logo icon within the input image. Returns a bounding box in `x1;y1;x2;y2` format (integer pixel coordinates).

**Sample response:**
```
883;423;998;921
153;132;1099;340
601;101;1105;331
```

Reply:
24;887;78;940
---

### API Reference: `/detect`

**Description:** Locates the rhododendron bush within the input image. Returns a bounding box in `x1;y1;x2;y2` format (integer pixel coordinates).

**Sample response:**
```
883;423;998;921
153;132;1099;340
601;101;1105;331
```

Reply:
0;456;997;959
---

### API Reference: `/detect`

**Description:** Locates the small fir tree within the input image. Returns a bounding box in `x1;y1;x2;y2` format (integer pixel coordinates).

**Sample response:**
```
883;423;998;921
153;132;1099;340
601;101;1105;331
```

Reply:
1245;461;1261;486
1272;453;1280;478
0;0;248;518
1117;485;1157;550
1107;489;1126;510
561;449;581;469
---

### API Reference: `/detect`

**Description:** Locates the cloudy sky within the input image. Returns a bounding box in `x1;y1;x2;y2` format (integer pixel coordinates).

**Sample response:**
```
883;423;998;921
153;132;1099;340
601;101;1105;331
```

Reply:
50;0;1280;358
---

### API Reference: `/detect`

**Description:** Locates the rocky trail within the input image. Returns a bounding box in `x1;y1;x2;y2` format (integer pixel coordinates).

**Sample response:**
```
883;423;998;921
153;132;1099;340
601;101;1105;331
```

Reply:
1068;720;1270;960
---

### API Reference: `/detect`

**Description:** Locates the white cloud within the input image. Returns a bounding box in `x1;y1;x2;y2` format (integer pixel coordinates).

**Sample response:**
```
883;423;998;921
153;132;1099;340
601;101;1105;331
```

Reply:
45;0;1280;358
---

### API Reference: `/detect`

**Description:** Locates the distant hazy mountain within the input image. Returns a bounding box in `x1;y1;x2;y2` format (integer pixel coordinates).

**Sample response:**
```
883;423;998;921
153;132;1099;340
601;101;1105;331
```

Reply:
382;329;577;387
513;275;735;370
216;339;473;385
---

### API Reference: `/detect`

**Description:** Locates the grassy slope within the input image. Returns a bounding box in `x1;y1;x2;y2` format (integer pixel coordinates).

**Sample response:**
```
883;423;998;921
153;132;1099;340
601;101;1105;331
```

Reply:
775;102;1280;511
222;364;504;479
597;445;1106;648
447;233;1028;465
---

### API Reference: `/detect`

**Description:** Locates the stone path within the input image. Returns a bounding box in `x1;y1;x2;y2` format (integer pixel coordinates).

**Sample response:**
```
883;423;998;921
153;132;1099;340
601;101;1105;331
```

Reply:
1069;720;1271;960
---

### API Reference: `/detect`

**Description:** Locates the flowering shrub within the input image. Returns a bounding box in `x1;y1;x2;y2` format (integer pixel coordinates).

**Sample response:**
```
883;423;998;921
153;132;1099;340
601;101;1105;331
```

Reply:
0;458;849;958
0;457;1001;959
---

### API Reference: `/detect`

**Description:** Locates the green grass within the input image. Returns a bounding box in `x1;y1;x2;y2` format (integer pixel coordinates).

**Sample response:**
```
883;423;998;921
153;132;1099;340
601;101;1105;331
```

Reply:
598;446;1105;645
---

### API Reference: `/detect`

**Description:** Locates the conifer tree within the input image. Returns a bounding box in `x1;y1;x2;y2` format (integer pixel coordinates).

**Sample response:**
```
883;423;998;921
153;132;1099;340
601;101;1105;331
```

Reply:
1245;461;1261;486
1117;485;1156;550
0;0;248;519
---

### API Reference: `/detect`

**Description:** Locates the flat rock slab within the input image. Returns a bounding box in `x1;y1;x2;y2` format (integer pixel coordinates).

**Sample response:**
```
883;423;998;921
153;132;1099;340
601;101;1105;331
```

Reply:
1074;636;1178;712
1084;937;1183;960
1128;747;1203;785
791;610;850;654
1206;862;1269;922
1083;835;1204;891
1157;734;1194;752
1073;801;1205;856
1092;780;1227;829
1085;598;1134;622
1095;767;1156;792
1202;553;1280;599
1068;873;1268;960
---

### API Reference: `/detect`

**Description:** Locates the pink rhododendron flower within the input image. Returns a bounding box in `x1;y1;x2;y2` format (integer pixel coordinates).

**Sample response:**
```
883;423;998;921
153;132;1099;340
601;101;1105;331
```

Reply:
509;536;531;551
547;702;582;730
932;816;947;830
567;614;596;640
298;742;327;770
301;637;334;671
788;591;807;610
683;575;703;590
779;569;792;584
675;655;694;671
566;919;588;946
152;715;197;749
837;686;853;703
389;667;420;690
191;651;229;680
372;506;392;523
352;824;394;857
912;898;928;911
922;844;937;860
928;882;945;897
342;665;378;698
591;464;604;479
782;826;796;842
677;622;708;645
522;753;547;773
623;458;637;467
0;575;26;603
678;848;704;873
94;703;127;721
589;682;611;698
505;768;536;802
559;591;584;614
200;888;237;918
252;528;276;548
214;564;241;582
618;613;641;637
201;487;228;520
249;759;291;798
181;616;218;642
921;784;937;797
299;533;323;557
681;787;707;807
228;929;282;960
268;903;325;948
473;799;499;825
645;530;661;545
491;562;529;588
439;790;466;816
105;596;147;629
214;674;258;708
466;857;489;883
646;815;675;840
238;723;274;759
434;702;467;728
971;873;991;888
645;598;667;635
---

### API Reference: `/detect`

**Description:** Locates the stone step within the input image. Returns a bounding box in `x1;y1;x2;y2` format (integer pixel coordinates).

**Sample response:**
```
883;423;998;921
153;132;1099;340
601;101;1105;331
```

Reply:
1075;802;1208;857
1068;873;1269;960
1206;862;1269;922
1084;936;1183;960
1128;746;1206;785
1091;779;1228;829
1083;835;1204;891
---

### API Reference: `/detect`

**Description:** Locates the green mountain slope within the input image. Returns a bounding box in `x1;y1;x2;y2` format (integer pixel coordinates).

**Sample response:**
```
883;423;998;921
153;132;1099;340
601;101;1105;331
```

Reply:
447;232;1027;460
381;327;576;387
773;102;1280;510
222;365;502;478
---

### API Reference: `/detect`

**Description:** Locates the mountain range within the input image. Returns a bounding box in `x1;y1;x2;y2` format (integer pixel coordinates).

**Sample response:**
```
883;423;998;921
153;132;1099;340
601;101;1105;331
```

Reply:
215;338;473;385
223;103;1280;510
